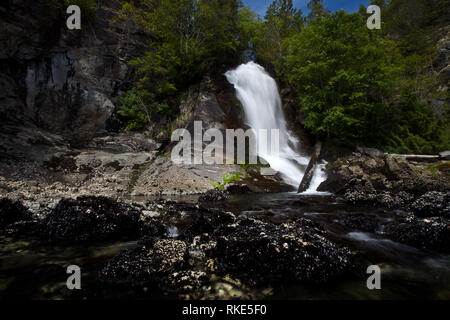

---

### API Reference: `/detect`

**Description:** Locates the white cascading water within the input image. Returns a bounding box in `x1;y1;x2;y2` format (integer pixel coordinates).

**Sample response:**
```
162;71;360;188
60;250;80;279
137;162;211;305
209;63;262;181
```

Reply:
225;62;311;187
302;162;328;195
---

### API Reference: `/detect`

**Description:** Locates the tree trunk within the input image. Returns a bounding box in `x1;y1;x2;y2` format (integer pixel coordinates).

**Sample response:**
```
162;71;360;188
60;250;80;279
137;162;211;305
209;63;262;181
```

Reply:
298;142;322;193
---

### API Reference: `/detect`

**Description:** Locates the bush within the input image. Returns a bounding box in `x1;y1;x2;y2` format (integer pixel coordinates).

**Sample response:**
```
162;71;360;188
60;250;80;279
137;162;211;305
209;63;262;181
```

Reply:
118;88;175;132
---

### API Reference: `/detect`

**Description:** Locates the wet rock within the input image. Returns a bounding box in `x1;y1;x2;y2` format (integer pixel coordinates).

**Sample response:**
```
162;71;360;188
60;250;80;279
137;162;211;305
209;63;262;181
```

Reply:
198;189;229;203
344;177;377;206
411;192;450;218
338;214;382;233
43;196;143;242
179;209;236;240
163;270;210;293
100;239;188;287
224;183;251;195
386;215;450;254
212;218;353;284
140;219;169;239
0;198;32;229
317;166;353;194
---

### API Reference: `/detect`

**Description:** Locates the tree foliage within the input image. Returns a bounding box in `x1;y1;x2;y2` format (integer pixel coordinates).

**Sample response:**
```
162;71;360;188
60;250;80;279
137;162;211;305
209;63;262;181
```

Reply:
250;0;303;70
117;0;247;131
305;0;330;23
279;9;448;153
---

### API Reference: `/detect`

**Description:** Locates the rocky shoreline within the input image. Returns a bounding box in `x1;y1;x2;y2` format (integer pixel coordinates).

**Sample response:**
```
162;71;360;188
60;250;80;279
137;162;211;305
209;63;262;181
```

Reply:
1;195;355;299
1;142;449;299
318;148;450;253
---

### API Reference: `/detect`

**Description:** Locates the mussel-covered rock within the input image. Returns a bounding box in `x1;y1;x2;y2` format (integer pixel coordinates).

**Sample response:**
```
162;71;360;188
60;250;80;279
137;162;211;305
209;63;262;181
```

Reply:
198;189;229;203
385;215;450;254
411;192;450;218
99;239;189;287
43;196;143;242
179;209;236;240
224;184;251;195
163;270;210;293
212;218;353;284
0;198;32;228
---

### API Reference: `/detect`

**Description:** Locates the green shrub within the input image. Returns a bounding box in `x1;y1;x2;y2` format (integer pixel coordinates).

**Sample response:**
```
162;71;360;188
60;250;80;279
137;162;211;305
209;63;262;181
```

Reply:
210;172;244;190
118;88;177;132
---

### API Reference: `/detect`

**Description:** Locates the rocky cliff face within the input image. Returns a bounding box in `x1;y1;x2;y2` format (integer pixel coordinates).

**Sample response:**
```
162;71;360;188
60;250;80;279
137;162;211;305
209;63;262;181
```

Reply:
0;0;146;142
0;1;286;199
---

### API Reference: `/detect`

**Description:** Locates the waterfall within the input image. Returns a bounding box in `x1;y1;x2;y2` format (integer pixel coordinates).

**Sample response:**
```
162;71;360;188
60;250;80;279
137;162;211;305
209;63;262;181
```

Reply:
225;62;310;187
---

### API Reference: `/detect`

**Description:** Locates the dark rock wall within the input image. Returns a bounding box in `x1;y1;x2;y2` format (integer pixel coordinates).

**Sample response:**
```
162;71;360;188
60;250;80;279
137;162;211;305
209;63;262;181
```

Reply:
0;0;147;142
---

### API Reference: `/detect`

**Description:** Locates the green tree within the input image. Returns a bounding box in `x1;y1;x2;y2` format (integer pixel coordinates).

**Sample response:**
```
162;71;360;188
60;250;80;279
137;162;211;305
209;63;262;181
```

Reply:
236;6;261;60
306;0;330;23
117;0;246;130
281;11;447;152
251;0;303;69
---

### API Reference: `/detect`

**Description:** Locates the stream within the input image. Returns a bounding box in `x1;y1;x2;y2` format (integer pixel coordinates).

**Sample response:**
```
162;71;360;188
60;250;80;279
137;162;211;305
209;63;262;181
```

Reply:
1;193;449;300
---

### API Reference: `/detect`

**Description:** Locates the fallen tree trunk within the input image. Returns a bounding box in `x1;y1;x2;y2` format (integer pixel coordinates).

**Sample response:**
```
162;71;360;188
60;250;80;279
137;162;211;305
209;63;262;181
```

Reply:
387;154;440;162
298;142;322;193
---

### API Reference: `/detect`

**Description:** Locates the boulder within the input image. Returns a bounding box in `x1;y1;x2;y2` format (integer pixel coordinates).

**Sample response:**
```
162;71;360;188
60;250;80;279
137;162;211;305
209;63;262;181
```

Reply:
43;196;144;242
177;208;236;241
356;147;385;158
386;215;450;254
0;198;32;228
224;183;251;195
411;192;450;218
212;218;353;284
99;239;189;286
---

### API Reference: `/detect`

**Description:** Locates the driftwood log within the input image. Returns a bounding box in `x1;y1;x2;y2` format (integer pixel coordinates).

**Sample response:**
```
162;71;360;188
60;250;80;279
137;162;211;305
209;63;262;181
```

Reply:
298;142;322;193
388;154;440;162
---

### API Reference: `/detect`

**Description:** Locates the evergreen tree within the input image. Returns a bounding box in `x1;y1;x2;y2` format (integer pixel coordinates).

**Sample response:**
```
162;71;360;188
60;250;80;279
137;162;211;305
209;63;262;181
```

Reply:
252;0;303;69
306;0;330;23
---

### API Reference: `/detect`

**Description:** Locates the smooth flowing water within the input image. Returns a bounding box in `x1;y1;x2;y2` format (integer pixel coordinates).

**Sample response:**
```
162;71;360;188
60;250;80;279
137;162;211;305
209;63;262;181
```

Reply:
225;62;310;187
